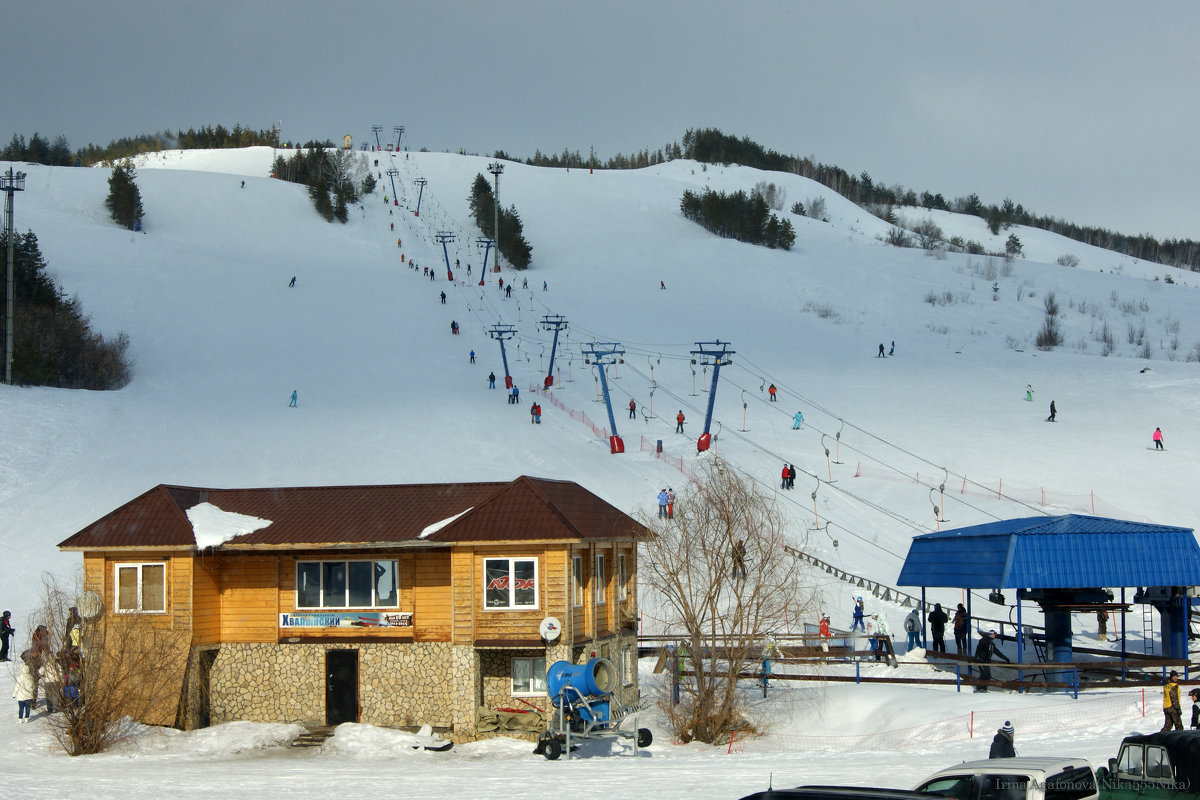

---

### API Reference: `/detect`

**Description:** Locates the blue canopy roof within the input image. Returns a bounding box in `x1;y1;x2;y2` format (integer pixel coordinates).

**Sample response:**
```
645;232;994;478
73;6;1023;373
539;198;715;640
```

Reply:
896;514;1200;589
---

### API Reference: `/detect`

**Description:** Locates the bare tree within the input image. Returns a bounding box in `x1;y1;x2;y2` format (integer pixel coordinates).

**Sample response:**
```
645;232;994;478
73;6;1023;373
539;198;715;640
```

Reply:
753;180;787;211
31;573;189;755
910;217;944;250
638;459;815;744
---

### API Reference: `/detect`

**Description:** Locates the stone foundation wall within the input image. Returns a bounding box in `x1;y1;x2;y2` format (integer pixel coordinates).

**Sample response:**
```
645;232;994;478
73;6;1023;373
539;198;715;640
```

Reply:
203;642;477;739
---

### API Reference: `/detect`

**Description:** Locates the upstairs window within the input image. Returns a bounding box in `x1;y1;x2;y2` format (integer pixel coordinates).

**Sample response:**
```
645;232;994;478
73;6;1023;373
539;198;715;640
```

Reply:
595;554;606;605
295;560;398;609
115;563;166;613
484;558;538;610
572;555;584;608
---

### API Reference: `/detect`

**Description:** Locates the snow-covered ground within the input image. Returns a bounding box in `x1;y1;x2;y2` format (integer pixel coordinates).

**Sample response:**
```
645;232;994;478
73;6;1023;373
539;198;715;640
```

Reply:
0;146;1195;797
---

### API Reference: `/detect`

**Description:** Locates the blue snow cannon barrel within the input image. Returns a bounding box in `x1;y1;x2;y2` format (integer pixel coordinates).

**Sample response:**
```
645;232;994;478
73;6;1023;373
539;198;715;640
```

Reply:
547;658;617;722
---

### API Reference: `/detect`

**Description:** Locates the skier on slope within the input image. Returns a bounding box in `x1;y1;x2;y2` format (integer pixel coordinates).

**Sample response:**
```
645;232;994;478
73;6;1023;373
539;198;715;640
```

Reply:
793;411;804;429
1153;427;1165;450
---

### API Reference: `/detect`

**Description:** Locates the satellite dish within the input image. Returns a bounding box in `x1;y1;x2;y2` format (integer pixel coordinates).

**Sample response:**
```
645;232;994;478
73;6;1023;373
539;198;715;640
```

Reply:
539;616;562;642
78;590;104;621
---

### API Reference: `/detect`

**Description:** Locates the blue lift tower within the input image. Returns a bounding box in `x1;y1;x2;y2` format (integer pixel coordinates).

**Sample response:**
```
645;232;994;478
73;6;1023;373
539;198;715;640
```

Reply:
540;315;568;388
412;178;427;217
488;324;518;391
582;342;626;454
690;340;734;453
436;232;456;279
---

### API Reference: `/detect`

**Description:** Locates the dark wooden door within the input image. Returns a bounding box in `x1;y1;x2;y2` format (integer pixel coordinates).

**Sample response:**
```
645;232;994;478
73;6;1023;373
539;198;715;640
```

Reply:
325;650;359;725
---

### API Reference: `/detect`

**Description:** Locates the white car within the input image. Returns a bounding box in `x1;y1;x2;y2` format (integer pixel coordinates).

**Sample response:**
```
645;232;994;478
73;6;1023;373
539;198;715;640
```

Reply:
915;757;1099;800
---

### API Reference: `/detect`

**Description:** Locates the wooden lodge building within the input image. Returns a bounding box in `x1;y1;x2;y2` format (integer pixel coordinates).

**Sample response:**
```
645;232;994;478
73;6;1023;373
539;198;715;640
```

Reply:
57;476;647;741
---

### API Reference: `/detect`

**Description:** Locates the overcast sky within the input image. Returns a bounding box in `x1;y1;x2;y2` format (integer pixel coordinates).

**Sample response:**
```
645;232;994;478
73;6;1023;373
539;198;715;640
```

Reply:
7;1;1198;240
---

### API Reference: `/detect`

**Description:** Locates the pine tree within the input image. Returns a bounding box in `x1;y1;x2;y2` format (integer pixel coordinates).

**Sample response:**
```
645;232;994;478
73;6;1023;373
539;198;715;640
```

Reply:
104;160;144;230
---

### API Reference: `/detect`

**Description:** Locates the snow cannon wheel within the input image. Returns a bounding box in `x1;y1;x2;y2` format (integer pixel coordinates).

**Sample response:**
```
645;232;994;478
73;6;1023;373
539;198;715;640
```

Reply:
543;375;554;388
609;435;625;454
542;737;562;760
697;432;711;452
637;728;653;748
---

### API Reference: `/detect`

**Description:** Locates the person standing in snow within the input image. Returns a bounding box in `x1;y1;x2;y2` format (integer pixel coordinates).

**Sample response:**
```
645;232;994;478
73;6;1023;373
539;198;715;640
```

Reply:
440;291;446;304
543;281;547;291
660;280;666;290
888;341;895;356
904;608;922;652
289;390;298;408
873;614;894;662
488;372;496;389
676;411;685;434
1097;609;1109;641
13;658;34;722
510;385;519;405
657;489;669;519
768;384;777;402
530;401;539;424
989;722;1016;758
953;603;970;655
1153;427;1165;450
788;464;797;489
781;463;790;490
0;611;13;662
289;276;296;287
469;350;476;364
1162;670;1184;731
1047;400;1057;422
628;399;637;419
1025;384;1034;402
928;603;949;653
666;488;676;518
793;411;804;430
877;343;885;358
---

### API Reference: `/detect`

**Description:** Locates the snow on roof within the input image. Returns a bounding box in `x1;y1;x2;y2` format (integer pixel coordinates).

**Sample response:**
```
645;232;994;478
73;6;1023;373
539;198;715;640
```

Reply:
186;502;272;549
419;508;472;539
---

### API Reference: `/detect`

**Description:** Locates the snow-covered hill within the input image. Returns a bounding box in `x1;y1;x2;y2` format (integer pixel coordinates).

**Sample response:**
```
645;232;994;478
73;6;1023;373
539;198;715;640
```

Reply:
0;146;1195;795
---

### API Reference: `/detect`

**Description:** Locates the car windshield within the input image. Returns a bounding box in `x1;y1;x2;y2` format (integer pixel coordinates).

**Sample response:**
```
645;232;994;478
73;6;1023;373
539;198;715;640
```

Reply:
917;776;975;800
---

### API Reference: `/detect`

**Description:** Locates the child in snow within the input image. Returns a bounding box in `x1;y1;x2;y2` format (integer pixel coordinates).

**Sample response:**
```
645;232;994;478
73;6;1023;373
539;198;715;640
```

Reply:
13;659;34;722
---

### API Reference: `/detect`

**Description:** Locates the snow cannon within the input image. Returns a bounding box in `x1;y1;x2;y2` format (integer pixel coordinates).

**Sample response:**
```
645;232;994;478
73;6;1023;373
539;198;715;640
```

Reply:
697;432;711;452
538;657;651;760
609;435;625;454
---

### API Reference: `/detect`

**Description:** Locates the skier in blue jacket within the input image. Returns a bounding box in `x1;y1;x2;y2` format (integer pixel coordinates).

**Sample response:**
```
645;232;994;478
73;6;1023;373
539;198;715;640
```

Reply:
851;597;866;632
793;411;804;430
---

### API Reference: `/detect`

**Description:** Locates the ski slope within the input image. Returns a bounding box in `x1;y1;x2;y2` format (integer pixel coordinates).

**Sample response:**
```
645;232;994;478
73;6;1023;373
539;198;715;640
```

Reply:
0;146;1195;797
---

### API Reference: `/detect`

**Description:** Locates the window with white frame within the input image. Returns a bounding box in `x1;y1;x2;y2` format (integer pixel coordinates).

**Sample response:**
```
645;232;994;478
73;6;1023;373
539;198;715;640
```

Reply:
511;656;547;695
484;557;538;610
295;560;399;609
572;555;583;607
617;553;629;602
595;553;606;605
115;563;166;613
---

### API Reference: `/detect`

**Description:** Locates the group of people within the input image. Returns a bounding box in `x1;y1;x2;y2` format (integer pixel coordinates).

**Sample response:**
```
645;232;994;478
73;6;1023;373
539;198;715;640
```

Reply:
12;608;85;723
1160;670;1200;731
656;488;676;519
779;463;798;489
529;401;542;424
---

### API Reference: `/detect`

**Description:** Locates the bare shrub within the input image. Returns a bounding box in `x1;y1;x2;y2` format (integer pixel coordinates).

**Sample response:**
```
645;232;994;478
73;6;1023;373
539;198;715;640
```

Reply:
32;573;189;756
882;227;912;247
638;459;815;745
1056;254;1080;267
910;217;944;250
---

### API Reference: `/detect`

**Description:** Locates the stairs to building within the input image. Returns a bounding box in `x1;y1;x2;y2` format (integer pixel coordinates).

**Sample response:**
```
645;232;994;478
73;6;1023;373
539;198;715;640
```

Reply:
290;727;335;748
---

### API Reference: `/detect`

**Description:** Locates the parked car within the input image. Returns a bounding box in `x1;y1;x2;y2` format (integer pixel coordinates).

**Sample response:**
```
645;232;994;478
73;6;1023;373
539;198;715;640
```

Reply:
915;757;1099;800
737;787;948;800
1095;731;1200;800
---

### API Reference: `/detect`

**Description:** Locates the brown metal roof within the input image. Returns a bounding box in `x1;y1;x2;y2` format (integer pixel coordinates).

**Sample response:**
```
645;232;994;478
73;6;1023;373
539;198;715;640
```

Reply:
58;476;648;551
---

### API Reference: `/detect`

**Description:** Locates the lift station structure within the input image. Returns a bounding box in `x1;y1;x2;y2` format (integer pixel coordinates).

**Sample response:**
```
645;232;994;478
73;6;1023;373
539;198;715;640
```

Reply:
898;514;1200;683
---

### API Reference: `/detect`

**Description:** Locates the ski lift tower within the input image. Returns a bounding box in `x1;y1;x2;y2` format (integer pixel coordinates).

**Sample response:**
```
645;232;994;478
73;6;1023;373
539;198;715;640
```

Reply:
581;342;626;454
2;167;26;385
690;340;735;453
393;125;405;151
371;125;384;151
386;168;400;207
488;323;518;390
435;232;456;279
476;237;494;275
412;178;427;217
540;315;569;388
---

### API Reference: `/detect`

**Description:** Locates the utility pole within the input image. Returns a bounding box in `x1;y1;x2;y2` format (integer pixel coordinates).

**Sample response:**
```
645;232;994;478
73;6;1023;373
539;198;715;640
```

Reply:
540;315;569;388
476;236;493;275
371;125;383;151
393;125;405;151
386;168;400;208
487;161;504;272
690;340;735;453
2;167;26;385
581;342;626;454
435;232;456;278
488;323;518;391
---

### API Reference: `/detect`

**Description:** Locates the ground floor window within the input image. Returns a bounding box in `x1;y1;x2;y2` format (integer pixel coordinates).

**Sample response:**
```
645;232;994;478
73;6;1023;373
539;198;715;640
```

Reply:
511;656;547;696
621;644;635;686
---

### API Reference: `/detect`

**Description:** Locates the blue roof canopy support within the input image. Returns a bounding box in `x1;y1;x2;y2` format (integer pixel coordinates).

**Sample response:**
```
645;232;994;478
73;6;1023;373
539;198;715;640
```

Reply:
897;514;1200;589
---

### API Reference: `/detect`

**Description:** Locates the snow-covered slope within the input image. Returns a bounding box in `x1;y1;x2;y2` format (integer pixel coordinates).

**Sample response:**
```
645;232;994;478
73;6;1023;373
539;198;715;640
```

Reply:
1;145;1196;796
